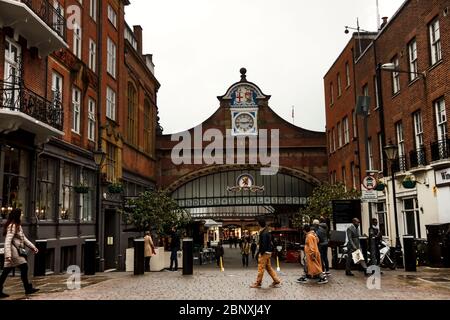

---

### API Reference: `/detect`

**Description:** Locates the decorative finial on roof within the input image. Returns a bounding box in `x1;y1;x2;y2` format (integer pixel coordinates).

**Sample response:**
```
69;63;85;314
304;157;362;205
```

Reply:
240;68;247;81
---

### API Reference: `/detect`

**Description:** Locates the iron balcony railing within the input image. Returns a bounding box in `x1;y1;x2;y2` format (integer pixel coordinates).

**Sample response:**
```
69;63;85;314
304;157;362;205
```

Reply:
21;0;67;40
392;155;408;173
0;81;63;131
431;138;450;162
409;147;427;168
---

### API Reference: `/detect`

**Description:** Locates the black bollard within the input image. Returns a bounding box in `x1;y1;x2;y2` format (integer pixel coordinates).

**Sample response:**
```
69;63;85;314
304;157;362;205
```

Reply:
133;239;145;275
182;238;193;275
403;236;417;272
84;239;97;275
34;240;47;277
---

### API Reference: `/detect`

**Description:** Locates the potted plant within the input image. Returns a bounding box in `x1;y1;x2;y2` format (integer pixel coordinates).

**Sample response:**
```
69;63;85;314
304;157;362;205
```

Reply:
402;176;416;189
74;184;90;194
108;183;124;194
375;180;386;191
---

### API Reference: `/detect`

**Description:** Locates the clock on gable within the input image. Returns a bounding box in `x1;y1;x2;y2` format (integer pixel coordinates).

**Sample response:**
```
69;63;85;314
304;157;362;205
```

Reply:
231;110;257;135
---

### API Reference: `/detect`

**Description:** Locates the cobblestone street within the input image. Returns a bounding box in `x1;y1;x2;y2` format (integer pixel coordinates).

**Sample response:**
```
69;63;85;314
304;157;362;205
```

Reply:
2;247;448;300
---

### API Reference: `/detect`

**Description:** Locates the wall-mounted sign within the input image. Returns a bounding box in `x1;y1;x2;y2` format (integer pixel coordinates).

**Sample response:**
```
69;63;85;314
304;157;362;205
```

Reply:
435;168;450;186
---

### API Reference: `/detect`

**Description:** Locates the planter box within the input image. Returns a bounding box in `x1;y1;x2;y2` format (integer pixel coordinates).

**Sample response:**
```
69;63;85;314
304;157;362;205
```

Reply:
375;184;385;191
74;186;90;194
402;181;416;189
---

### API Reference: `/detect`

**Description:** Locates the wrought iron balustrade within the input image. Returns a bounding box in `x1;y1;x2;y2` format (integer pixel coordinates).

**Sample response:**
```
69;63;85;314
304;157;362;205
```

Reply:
409;147;427;168
431;138;450;162
21;0;67;40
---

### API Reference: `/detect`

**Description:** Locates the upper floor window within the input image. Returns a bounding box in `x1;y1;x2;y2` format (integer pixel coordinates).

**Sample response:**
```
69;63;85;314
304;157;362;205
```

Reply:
337;73;342;97
106;87;116;121
108;5;117;28
127;83;138;145
363;83;370;115
144;100;153;155
413;111;423;149
51;72;63;106
408;39;418;81
435;97;447;141
107;38;116;78
89;0;97;21
73;24;82;59
352;110;357;138
330;82;334;105
374;75;380;109
337;121;342;148
88;98;96;142
396;121;405;159
332;127;336;152
391;56;400;94
368;138;374;171
72;87;81;134
89;39;96;72
345;62;351;87
429;18;442;65
343;116;349;145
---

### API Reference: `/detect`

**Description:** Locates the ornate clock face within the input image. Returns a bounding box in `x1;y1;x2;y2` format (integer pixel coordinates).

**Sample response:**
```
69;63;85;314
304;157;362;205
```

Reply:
235;113;255;132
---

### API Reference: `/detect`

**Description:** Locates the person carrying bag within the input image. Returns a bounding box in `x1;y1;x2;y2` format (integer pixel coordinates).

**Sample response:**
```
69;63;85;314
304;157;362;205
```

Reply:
1;209;40;298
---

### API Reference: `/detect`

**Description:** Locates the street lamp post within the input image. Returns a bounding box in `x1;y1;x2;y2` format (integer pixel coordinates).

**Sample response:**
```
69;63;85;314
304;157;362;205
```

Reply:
384;143;403;268
93;149;106;272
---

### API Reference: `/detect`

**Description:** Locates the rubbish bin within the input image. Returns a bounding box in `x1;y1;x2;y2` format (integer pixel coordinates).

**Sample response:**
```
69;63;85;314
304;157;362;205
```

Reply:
133;239;145;275
84;239;97;275
182;238;193;275
403;236;416;272
34;240;47;277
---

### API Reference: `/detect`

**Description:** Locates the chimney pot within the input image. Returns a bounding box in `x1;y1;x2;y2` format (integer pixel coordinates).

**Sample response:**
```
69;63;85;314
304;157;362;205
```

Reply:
380;17;388;29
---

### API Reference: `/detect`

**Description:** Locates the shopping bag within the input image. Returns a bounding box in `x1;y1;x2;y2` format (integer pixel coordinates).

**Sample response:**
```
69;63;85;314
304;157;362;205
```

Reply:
352;249;365;264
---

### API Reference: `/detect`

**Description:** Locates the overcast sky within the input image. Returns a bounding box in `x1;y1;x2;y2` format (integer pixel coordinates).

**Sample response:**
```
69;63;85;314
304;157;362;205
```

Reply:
125;0;405;134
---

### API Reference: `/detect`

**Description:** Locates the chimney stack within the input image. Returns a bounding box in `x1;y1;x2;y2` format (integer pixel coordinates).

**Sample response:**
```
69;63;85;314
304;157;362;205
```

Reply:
133;25;143;55
380;17;388;29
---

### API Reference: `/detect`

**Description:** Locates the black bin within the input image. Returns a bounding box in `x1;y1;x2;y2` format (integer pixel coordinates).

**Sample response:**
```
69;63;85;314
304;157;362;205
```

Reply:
84;239;97;275
34;240;47;277
403;236;416;272
133;239;145;275
182;238;193;275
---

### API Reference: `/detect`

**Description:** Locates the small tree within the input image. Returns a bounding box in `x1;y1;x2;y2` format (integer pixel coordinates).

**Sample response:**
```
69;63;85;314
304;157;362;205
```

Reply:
293;182;360;228
124;189;191;236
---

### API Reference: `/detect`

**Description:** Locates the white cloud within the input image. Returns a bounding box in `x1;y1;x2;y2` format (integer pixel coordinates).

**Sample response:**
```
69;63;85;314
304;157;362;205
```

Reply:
125;0;405;134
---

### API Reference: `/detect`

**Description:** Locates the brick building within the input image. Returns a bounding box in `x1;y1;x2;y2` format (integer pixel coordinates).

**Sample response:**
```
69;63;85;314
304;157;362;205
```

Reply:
0;0;159;273
325;0;449;247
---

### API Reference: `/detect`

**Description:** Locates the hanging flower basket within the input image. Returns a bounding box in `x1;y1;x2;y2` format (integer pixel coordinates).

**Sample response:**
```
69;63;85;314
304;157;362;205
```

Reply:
402;180;416;189
375;183;385;191
74;185;90;194
108;183;124;194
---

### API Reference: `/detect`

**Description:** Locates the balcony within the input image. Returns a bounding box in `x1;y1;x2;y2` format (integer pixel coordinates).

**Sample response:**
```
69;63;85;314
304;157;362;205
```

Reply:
0;0;68;56
0;80;64;144
430;138;450;167
409;147;427;171
392;155;408;173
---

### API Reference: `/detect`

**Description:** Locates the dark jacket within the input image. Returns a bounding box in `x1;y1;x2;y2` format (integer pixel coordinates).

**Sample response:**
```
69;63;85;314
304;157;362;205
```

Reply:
346;224;361;251
258;227;273;255
316;223;329;246
170;231;180;251
215;245;224;257
251;242;257;252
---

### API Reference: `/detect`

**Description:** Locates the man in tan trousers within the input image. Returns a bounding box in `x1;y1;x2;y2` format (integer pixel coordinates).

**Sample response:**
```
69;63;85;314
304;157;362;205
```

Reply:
250;218;281;288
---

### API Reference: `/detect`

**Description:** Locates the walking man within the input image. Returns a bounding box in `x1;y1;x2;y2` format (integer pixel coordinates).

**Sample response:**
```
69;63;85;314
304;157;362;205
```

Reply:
316;219;330;275
346;218;368;276
144;231;156;272
169;226;180;271
369;218;382;266
241;238;250;267
250;218;281;288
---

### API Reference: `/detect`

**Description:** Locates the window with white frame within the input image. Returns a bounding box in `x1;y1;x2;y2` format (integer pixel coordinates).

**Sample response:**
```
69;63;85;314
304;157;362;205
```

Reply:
392;56;400;94
396;121;405;164
403;198;420;238
53;1;64;37
368;138;374;170
378;133;384;173
89;0;97;21
351;162;356;189
413;111;424;149
51;72;63;107
88;39;96;71
330;82;334;105
337;122;342;148
337;73;342;97
107;38;116;78
73;24;82;59
107;5;117;28
341;166;346;189
408;38;418;82
374;75;380;109
332;127;336;152
345;62;351;87
352;110;357;138
88;98;96;141
4;38;21;108
106;87;116;121
429;18;442;65
435;97;447;141
328;131;333;153
72;87;81;134
343;116;349;144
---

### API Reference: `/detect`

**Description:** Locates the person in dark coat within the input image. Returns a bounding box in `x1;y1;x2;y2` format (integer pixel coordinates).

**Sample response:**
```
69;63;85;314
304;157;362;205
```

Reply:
369;218;382;266
346;218;368;276
316;221;330;274
169;226;180;271
251;239;257;259
215;242;224;267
